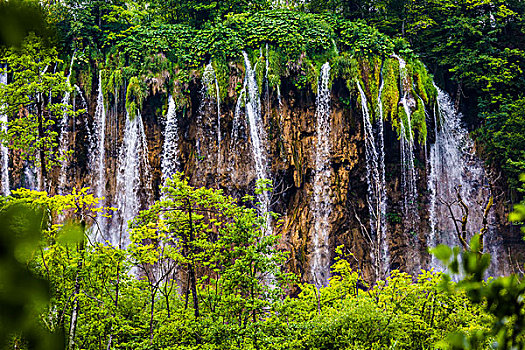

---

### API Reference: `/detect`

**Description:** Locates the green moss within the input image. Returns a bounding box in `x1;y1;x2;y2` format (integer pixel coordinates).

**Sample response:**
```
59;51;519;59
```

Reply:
305;58;320;93
331;53;360;94
411;93;427;144
213;58;230;102
381;58;400;127
410;59;437;110
267;46;284;91
125;76;147;119
405;60;432;144
170;70;191;112
103;65;124;108
332;52;354;81
357;57;381;120
255;50;265;92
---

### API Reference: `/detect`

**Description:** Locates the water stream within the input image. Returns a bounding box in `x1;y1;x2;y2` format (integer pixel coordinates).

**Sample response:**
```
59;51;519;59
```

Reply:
88;71;107;238
161;95;180;184
241;52;271;228
311;62;332;287
428;87;502;274
394;55;420;232
110;111;151;247
357;79;389;277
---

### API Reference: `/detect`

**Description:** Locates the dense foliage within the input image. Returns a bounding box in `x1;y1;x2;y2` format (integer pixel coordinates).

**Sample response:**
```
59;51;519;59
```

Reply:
308;0;525;195
1;176;499;349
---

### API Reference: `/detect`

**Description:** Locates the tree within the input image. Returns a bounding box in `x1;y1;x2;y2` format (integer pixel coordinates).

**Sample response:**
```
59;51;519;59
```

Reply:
0;33;80;190
129;173;292;344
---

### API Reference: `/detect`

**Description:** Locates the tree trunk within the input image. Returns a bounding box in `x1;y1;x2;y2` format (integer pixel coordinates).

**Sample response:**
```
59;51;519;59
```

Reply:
36;96;47;191
187;199;199;318
68;223;85;350
106;259;121;350
149;289;156;343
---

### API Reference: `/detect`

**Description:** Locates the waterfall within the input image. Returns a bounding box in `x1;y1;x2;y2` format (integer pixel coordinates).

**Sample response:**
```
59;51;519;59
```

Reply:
311;62;332;288
241;52;271;224
357;79;389;277
202;63;222;169
111;111;151;247
232;83;246;145
394;55;420;232
0;65;9;195
428;87;501;274
57;54;76;194
74;84;87;109
87;71;107;239
25;153;42;191
376;68;389;273
161;95;180;183
91;72;106;201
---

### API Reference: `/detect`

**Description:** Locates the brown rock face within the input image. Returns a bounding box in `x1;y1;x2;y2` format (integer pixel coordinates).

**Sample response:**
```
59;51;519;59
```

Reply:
11;63;521;284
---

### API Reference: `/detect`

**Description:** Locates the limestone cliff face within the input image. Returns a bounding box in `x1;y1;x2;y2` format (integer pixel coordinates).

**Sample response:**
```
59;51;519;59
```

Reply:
12;59;521;284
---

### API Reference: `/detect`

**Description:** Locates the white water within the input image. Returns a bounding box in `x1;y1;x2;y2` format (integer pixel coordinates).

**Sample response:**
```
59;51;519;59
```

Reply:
0;65;9;195
311;62;332;288
87;71;107;239
57;54;76;194
24;153;42;191
376;70;389;274
24;164;37;190
428;87;501;274
232;82;246;146
202;63;222;170
394;55;420;232
357;79;389;277
161;95;180;184
241;52;271;225
90;72;107;199
74;84;87;109
111;111;151;247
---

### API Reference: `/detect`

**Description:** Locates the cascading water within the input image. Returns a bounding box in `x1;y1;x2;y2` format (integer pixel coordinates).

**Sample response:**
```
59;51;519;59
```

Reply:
357;79;389;277
110;111;151;247
90;72;106;200
428;87;502;274
0;65;9;195
88;71;107;238
74;84;87;109
376;69;389;273
394;55;420;232
311;62;332;288
202;63;222;169
241;52;271;225
57;54;76;194
232;83;246;145
160;95;180;184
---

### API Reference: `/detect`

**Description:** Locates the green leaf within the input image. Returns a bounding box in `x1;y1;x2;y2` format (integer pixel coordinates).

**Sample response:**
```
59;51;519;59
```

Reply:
57;222;84;246
430;244;452;262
